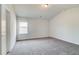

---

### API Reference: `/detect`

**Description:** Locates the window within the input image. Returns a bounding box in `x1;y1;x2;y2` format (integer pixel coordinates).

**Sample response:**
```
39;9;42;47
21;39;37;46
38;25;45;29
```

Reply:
19;21;28;34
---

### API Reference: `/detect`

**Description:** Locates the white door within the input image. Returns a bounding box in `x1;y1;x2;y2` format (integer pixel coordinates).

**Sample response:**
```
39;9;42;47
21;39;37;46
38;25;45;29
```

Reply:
6;10;10;53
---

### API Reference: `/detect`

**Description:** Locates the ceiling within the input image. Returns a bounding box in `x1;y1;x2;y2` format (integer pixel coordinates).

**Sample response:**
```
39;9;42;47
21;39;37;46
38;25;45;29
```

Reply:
14;4;79;20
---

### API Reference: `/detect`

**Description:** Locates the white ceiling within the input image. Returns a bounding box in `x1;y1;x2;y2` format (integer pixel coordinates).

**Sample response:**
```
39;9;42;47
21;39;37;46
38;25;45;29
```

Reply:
14;4;79;20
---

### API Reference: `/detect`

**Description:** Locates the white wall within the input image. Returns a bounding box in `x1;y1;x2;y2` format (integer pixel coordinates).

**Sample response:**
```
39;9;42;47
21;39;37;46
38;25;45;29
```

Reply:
16;17;48;40
49;7;79;45
1;5;16;54
0;5;1;54
1;5;7;55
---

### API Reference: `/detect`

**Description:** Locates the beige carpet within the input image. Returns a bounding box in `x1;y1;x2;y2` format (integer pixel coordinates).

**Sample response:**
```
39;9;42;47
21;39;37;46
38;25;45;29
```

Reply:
8;37;79;55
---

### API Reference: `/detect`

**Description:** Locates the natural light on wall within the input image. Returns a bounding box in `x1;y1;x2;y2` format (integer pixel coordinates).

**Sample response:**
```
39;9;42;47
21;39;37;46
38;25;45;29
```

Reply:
19;22;28;34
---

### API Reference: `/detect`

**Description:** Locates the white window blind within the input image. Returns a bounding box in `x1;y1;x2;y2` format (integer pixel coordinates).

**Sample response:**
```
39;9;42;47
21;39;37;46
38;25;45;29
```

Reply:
19;21;28;34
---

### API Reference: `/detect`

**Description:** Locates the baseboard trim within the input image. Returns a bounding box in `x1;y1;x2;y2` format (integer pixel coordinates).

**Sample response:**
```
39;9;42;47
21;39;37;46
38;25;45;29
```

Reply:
16;37;49;41
49;36;79;45
17;36;79;46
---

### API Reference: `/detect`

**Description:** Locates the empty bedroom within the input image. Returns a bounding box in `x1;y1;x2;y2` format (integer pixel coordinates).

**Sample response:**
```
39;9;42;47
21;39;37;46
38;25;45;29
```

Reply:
1;4;79;55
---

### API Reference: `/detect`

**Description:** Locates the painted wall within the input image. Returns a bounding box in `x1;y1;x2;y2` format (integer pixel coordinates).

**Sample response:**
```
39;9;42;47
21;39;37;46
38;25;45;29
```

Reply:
16;17;48;40
1;5;7;55
0;5;1;55
49;7;79;45
1;5;16;54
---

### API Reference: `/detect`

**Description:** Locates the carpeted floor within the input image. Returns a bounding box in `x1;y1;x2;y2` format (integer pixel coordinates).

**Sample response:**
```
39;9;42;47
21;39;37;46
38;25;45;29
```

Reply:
8;37;79;55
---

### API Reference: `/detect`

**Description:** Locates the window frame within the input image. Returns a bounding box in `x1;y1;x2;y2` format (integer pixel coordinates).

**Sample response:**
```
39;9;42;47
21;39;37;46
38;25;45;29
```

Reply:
18;20;28;35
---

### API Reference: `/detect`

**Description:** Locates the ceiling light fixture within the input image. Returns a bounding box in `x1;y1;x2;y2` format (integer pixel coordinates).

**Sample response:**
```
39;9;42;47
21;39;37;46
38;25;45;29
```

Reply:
41;4;48;8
